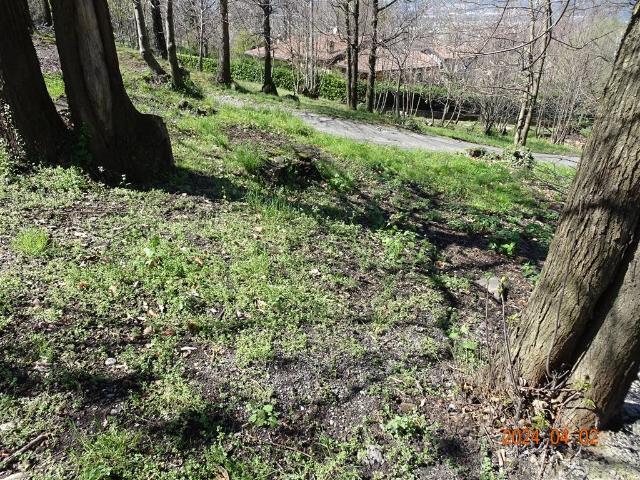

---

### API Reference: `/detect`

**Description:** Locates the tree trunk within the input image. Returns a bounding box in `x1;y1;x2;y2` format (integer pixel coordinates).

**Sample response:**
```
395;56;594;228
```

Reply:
349;0;359;110
42;0;53;26
18;0;33;32
52;0;174;183
149;0;167;59
0;0;67;164
133;0;167;76
216;0;232;86
511;3;640;430
261;0;278;95
344;1;352;105
366;0;378;113
165;0;185;90
198;5;204;72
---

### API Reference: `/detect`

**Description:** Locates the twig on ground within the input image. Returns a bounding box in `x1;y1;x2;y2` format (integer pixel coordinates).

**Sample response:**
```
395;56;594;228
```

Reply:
0;433;49;468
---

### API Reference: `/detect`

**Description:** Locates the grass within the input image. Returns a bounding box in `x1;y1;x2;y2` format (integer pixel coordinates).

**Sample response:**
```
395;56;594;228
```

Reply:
0;46;576;480
11;227;50;256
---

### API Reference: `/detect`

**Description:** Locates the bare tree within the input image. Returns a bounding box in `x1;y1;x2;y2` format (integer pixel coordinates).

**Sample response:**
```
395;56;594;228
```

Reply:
217;0;233;86
150;0;168;59
259;0;278;94
133;0;167;76
513;0;553;146
165;0;186;89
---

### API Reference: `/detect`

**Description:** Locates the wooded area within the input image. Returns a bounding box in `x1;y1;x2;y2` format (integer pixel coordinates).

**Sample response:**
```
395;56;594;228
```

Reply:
0;0;638;478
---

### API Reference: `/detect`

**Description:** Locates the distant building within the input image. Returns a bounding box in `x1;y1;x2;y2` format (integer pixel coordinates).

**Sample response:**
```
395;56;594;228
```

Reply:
244;32;468;80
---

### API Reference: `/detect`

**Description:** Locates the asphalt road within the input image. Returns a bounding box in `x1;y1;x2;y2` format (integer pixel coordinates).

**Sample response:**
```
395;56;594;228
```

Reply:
293;110;581;168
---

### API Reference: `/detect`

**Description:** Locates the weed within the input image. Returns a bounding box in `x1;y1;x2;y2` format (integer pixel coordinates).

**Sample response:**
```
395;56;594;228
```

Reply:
247;402;278;428
12;227;50;256
232;143;266;175
522;262;540;283
488;229;520;256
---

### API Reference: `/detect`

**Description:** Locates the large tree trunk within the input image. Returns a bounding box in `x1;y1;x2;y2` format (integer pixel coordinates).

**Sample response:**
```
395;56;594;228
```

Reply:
52;0;173;183
511;3;640;430
133;0;167;76
216;0;232;86
42;0;53;27
165;0;185;90
149;0;167;59
366;0;378;113
0;0;67;164
349;0;359;110
261;0;278;95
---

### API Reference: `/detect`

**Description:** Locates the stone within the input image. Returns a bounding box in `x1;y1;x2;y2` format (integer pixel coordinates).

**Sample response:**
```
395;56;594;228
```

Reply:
475;275;509;301
104;357;117;366
361;444;384;466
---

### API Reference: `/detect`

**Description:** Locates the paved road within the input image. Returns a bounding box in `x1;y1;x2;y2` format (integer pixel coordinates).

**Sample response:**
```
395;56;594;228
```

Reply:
293;110;580;168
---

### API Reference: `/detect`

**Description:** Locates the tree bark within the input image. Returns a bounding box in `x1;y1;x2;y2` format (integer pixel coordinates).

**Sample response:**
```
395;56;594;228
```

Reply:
349;0;359;110
42;0;53;26
149;0;167;59
165;0;185;90
0;0;67;164
133;0;167;76
18;0;33;32
261;0;278;95
52;0;174;182
344;0;352;105
216;0;232;86
366;0;378;113
511;3;640;430
198;1;205;72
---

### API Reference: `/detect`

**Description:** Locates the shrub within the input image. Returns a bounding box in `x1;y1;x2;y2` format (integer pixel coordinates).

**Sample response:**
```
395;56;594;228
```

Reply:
503;146;536;169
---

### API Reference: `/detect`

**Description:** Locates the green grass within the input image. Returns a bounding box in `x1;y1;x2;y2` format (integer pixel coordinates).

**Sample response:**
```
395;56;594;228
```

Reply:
11;227;50;256
44;73;66;98
418;123;581;156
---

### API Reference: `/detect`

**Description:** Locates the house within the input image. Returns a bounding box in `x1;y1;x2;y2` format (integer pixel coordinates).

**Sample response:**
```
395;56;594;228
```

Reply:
244;32;461;80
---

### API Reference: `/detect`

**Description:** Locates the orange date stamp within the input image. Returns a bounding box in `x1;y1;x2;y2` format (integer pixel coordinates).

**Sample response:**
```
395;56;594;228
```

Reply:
501;427;600;447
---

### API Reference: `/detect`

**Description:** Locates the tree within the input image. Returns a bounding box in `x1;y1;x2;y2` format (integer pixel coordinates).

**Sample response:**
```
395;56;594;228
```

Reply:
348;0;360;110
42;0;53;27
149;0;168;59
52;0;174;182
133;0;167;76
165;0;186;90
259;0;278;95
511;2;640;429
513;0;552;146
0;0;67;163
216;0;232;86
